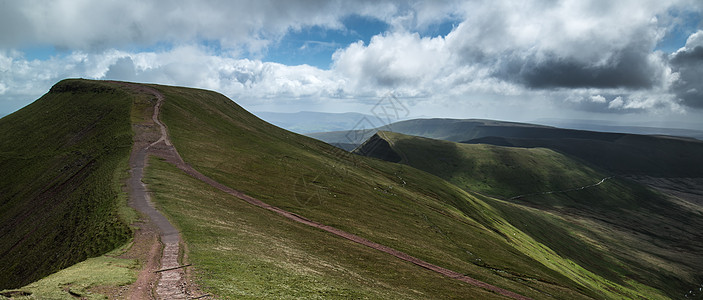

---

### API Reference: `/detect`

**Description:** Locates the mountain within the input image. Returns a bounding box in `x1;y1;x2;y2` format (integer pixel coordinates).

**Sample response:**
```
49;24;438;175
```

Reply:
310;118;703;177
254;111;376;134
533;118;703;141
307;118;558;150
147;83;615;299
355;131;703;298
0;80;133;289
2;80;699;298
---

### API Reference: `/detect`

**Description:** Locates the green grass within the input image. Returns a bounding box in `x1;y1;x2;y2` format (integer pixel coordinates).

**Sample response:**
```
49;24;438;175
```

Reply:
312;118;703;177
2;80;691;298
148;84;675;298
364;130;703;298
145;157;508;299
0;243;138;300
368;131;606;200
0;80;134;289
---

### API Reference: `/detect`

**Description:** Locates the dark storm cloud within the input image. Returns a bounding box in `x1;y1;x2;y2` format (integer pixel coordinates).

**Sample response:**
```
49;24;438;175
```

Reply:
520;50;657;89
494;46;659;90
670;46;703;108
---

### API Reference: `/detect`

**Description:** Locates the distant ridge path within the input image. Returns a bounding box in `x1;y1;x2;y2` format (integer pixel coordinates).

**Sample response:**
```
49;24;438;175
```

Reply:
143;84;531;300
509;177;614;200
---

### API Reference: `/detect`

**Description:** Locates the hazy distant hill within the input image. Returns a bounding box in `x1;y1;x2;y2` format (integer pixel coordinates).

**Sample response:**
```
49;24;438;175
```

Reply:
464;132;703;177
254;111;376;134
535;119;703;140
307;118;545;150
310;118;703;177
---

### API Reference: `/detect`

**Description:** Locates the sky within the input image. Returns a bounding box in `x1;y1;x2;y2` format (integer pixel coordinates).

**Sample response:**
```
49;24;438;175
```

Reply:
1;0;702;129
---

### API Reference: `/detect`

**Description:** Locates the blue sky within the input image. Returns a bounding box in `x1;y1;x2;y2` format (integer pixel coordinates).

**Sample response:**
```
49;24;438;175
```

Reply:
264;15;460;69
1;0;703;128
265;15;391;69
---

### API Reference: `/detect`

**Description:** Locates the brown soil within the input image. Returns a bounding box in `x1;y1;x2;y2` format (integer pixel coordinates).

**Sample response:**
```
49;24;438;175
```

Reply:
114;82;203;299
121;221;161;300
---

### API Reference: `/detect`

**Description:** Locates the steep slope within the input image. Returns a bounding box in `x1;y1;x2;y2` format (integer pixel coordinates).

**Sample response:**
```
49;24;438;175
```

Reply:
310;118;703;177
139;84;677;299
0;80;133;289
356;131;703;298
354;132;604;200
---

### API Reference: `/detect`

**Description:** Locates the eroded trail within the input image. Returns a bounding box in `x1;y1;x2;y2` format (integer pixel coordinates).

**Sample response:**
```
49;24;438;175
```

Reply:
123;83;188;299
142;85;530;300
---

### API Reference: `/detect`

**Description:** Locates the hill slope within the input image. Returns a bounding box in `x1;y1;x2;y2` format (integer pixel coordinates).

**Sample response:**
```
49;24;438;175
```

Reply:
135;83;685;298
310;118;703;177
3;80;698;298
354;131;703;298
0;80;133;289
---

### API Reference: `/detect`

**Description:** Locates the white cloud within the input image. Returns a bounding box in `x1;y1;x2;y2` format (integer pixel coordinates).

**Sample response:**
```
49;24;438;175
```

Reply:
0;46;351;110
590;95;607;103
1;0;701;121
609;96;624;109
332;32;453;96
0;0;399;53
681;29;703;50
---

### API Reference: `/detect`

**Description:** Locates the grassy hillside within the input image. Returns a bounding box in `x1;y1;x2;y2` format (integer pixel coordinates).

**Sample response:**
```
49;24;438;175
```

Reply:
465;134;703;177
145;83;679;298
145;158;508;299
356;131;703;298
0;80;134;289
309;118;703;177
3;80;697;298
355;132;607;200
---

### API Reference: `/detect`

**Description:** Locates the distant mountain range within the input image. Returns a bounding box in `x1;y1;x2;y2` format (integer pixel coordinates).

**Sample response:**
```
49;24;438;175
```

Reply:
254;111;703;141
253;111;378;134
309;118;703;177
534;118;703;140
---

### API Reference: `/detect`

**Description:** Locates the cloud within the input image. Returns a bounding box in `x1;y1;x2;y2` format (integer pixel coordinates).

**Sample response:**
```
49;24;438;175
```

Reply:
509;47;663;89
0;0;399;52
669;30;703;108
609;96;624;109
590;95;607;103
444;0;684;90
332;32;451;94
1;0;702;120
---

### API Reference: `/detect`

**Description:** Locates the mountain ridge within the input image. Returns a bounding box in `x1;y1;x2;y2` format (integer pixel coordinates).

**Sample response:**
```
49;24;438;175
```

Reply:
311;118;703;177
2;79;700;298
354;130;703;298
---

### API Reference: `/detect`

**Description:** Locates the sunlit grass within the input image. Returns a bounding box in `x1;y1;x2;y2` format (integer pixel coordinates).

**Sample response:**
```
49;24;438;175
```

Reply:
151;84;669;298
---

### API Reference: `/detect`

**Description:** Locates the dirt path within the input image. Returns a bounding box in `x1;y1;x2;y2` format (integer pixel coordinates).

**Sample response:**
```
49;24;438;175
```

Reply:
120;83;189;299
139;85;530;300
510;176;614;200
